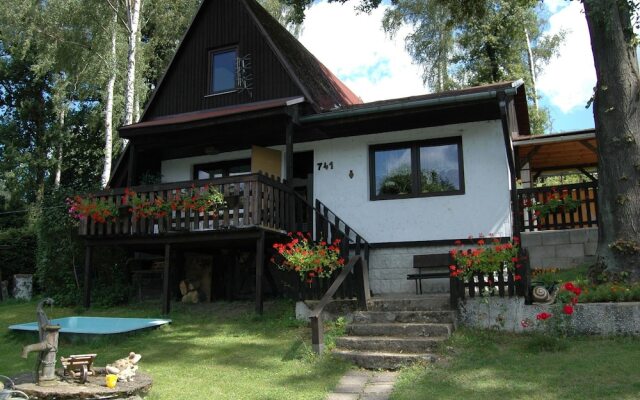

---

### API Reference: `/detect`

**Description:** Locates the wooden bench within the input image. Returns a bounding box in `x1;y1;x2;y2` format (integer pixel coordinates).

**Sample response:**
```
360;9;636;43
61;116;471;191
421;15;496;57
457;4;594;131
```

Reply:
60;354;97;383
407;254;451;294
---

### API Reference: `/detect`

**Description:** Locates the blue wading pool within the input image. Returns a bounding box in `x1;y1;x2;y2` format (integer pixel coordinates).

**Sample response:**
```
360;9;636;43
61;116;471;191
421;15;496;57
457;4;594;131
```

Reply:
9;317;171;335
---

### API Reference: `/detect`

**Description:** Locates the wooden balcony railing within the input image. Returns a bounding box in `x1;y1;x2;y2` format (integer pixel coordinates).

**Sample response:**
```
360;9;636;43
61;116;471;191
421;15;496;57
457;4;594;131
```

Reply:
517;182;598;232
79;174;299;237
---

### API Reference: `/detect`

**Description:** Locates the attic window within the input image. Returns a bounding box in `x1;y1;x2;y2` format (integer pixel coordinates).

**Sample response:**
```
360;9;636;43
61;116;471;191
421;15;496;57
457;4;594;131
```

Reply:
209;48;237;94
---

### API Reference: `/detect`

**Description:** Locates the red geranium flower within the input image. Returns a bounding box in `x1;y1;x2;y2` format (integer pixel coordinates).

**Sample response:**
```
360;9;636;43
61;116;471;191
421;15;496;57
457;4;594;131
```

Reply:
563;304;574;315
536;312;552;320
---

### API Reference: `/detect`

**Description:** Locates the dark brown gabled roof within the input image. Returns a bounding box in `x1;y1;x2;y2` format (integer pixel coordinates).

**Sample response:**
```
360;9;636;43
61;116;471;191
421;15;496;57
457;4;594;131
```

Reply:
242;0;362;111
138;0;361;122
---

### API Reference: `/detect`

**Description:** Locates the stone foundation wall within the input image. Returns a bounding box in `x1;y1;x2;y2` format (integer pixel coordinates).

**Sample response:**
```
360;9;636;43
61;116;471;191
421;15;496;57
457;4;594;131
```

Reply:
459;297;640;335
368;245;451;295
522;227;598;269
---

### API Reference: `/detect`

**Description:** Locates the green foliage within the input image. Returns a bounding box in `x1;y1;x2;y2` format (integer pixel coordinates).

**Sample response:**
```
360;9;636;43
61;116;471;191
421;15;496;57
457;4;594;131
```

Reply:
580;282;640;303
450;238;520;280
524;333;569;353
34;189;84;306
421;169;456;192
380;166;412;195
34;188;131;307
0;227;37;281
392;328;640;399
381;0;564;133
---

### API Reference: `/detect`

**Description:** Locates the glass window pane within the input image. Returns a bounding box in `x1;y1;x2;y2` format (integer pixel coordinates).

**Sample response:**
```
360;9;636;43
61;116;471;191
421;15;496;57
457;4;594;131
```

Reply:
374;147;413;196
212;50;236;93
419;144;460;193
229;164;250;176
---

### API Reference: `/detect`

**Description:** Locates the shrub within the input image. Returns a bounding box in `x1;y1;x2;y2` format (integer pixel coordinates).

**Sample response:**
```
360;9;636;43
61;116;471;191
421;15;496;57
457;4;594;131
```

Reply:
0;227;37;282
36;188;131;307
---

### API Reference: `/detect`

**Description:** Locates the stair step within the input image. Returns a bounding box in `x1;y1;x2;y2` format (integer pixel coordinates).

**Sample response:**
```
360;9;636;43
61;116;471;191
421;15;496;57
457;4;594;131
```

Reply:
335;335;445;353
369;295;451;311
353;310;455;324
347;322;453;337
333;349;437;370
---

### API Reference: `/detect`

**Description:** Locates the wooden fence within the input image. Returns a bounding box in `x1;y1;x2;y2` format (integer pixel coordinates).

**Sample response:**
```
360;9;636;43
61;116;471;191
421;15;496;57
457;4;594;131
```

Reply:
450;249;532;306
517;182;598;232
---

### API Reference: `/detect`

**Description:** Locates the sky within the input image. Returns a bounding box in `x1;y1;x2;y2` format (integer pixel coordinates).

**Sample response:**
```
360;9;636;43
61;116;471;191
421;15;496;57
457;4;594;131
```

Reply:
297;0;597;134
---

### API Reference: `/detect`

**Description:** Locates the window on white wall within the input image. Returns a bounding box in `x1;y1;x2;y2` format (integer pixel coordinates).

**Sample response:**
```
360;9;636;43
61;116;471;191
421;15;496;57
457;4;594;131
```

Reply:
194;159;250;180
369;137;465;200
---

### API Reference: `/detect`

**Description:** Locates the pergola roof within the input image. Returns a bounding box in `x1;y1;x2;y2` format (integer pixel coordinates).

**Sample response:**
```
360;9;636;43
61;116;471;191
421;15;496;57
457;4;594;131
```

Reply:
514;129;597;173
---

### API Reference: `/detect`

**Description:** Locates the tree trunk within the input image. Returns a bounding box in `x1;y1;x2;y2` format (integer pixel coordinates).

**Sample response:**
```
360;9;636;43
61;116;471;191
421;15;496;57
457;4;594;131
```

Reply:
54;108;65;188
123;0;141;126
102;11;118;188
583;0;640;281
524;28;538;111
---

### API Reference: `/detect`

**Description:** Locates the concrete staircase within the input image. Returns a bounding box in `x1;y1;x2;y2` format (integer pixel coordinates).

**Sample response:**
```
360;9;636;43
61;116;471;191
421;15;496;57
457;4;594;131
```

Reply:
333;294;455;370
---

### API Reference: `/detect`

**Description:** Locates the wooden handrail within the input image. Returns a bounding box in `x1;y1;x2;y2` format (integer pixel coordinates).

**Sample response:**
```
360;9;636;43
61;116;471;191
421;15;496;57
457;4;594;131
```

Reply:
516;181;597;194
309;255;370;354
93;173;267;196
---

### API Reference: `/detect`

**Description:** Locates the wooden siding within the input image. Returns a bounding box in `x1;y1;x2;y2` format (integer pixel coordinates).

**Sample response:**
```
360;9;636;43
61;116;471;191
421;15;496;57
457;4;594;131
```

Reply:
145;0;302;119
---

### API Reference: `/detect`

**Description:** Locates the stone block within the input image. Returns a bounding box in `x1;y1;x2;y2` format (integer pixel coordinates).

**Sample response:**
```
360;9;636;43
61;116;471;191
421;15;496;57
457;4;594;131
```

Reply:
528;254;544;269
542;257;575;268
541;231;571;246
556;243;585;259
586;227;599;242
521;232;543;247
369;372;398;383
527;245;555;258
327;394;360;400
569;229;589;244
363;383;394;394
584;242;598;256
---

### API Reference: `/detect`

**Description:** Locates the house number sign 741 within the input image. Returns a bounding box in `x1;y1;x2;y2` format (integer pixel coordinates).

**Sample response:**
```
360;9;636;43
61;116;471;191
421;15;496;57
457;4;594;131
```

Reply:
317;162;334;171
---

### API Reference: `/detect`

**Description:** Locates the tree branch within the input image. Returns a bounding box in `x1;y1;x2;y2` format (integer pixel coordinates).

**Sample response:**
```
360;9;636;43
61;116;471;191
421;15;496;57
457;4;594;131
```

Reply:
104;0;131;33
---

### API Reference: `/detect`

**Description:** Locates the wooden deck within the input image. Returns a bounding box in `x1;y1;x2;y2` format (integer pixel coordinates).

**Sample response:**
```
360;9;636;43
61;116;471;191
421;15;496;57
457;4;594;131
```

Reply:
79;173;311;240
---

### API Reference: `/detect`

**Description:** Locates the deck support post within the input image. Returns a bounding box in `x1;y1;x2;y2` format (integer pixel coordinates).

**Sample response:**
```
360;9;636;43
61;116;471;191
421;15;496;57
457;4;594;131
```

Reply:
83;246;92;309
285;106;298;231
255;231;265;314
310;315;324;354
127;142;136;187
162;244;171;315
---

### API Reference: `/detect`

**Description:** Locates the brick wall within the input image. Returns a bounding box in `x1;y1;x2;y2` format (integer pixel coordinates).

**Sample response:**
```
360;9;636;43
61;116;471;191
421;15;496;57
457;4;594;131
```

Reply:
368;245;451;294
522;227;598;269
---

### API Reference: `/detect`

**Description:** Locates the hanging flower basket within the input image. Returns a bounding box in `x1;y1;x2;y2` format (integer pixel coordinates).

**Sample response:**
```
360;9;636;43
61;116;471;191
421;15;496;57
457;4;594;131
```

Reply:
271;232;345;284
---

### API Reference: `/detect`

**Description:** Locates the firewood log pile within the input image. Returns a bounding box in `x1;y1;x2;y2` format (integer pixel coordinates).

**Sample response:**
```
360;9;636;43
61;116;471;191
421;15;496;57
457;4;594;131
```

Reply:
179;279;200;303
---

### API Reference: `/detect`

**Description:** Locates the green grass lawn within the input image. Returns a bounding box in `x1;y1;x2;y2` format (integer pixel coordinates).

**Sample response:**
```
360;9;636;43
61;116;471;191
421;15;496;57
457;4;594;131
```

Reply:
0;299;350;400
391;328;640;400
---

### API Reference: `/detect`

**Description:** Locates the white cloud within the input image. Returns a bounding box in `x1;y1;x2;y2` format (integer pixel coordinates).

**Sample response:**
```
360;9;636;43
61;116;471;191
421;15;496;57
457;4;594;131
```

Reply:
544;0;567;13
537;2;596;113
298;1;426;102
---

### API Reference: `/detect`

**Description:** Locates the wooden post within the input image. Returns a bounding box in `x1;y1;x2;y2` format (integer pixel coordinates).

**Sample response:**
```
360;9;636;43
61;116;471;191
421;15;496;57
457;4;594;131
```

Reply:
83;246;92;308
285;106;299;231
310;315;324;354
255;231;265;314
285;120;294;184
162;244;171;315
127;142;136;187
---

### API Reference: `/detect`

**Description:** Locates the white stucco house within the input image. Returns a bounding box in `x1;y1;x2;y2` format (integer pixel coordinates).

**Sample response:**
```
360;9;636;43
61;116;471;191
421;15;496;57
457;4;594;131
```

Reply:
80;0;531;312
